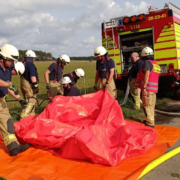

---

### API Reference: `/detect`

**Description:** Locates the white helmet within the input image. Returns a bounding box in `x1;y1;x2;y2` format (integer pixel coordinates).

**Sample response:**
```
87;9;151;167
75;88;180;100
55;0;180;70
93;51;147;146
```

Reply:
25;50;36;58
61;76;72;85
59;54;70;65
0;44;19;62
94;46;107;57
75;68;85;78
14;62;25;75
141;47;154;57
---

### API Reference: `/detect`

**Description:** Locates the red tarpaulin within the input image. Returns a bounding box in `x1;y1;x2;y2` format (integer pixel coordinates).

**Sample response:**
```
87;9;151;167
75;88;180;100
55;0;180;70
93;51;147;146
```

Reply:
14;90;157;167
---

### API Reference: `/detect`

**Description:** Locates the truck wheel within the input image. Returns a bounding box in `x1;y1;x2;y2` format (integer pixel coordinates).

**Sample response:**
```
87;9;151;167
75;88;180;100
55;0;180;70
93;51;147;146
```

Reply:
173;89;180;100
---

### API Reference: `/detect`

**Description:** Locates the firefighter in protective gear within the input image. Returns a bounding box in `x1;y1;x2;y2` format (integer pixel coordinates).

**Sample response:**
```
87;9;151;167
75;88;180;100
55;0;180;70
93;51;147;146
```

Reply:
20;50;39;118
128;52;143;110
135;47;161;128
63;68;85;85
0;44;30;156
44;54;70;98
61;76;80;96
94;46;117;98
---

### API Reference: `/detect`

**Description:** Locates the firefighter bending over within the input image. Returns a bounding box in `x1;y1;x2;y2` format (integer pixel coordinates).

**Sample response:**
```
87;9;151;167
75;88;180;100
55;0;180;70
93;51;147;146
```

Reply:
63;68;85;85
61;76;80;96
94;46;117;98
135;47;160;128
44;55;70;98
0;44;30;156
128;52;143;110
20;50;39;118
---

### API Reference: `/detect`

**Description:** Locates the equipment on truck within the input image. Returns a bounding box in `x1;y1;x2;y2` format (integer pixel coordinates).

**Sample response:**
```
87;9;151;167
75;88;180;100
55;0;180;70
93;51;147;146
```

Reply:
102;2;180;98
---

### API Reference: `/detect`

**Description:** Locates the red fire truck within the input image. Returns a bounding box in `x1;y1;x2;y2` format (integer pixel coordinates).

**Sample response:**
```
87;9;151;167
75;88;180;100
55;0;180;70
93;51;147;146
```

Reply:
102;2;180;98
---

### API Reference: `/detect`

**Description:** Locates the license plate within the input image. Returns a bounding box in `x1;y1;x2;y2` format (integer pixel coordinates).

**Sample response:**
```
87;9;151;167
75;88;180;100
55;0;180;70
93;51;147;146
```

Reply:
160;65;167;73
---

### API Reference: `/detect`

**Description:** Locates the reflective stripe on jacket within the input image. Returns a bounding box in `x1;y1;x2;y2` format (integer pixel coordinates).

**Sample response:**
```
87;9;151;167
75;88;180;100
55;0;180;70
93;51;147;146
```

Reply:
134;60;160;93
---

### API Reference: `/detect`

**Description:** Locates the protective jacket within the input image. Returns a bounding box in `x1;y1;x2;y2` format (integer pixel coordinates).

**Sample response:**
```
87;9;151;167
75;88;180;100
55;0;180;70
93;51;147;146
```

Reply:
135;60;160;93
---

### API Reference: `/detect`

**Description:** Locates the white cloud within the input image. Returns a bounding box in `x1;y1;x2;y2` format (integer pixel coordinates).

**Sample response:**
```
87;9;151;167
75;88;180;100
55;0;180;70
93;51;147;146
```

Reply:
0;0;150;57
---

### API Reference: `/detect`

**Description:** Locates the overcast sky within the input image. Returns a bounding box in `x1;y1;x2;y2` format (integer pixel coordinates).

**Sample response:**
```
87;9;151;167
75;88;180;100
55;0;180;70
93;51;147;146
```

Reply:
0;0;179;57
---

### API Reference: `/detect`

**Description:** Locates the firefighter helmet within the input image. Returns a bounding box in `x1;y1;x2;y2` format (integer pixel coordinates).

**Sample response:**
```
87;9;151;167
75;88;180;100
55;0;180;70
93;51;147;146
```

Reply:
61;76;72;85
14;62;25;75
0;44;19;62
25;50;36;58
59;54;70;65
94;46;107;57
75;68;85;78
141;47;154;57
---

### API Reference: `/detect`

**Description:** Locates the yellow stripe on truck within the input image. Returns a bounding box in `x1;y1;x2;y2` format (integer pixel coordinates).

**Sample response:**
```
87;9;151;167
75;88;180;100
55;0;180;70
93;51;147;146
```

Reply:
176;41;180;48
110;56;121;74
162;27;174;32
157;60;178;69
177;49;180;57
154;41;176;49
107;49;120;55
160;31;175;36
157;35;175;42
154;49;177;59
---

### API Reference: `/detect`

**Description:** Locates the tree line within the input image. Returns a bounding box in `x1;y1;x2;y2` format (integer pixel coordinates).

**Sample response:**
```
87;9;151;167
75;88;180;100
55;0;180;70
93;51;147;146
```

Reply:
19;50;96;61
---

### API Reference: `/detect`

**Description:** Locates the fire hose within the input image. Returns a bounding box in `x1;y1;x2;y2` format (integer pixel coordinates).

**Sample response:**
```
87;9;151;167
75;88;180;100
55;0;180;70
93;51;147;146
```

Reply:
6;97;52;107
120;83;180;116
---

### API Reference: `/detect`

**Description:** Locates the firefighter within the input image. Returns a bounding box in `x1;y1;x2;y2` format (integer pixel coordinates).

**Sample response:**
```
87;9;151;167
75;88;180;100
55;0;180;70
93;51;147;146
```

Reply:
135;47;161;128
128;52;143;110
0;44;30;156
63;68;85;85
61;76;80;96
94;46;117;98
20;50;39;118
44;54;70;98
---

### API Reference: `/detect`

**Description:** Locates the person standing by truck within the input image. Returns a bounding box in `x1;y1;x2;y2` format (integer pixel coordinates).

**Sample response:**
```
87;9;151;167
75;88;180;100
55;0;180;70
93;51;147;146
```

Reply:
135;47;160;128
94;46;117;99
128;52;143;110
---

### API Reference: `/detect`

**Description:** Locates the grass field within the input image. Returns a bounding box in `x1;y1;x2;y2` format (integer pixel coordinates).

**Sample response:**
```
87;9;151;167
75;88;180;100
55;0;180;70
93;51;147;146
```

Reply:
7;60;164;123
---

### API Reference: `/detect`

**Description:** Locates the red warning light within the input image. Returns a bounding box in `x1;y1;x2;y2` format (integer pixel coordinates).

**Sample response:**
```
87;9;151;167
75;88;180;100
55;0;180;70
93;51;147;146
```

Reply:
123;17;130;24
130;15;137;22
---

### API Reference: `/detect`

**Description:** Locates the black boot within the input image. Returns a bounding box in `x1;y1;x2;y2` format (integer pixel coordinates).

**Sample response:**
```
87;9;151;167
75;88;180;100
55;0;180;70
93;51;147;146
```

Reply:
9;144;30;156
142;120;154;128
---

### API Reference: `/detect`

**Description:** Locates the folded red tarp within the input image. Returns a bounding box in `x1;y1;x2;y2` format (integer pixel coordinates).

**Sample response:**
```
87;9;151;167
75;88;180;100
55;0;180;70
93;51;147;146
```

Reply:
14;90;157;167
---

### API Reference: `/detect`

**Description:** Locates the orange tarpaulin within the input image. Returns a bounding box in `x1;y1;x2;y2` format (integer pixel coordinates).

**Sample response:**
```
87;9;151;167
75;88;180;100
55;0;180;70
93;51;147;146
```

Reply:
0;125;180;180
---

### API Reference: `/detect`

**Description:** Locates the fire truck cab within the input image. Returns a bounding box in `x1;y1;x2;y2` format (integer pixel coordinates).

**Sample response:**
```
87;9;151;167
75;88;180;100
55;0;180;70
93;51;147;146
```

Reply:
102;2;180;98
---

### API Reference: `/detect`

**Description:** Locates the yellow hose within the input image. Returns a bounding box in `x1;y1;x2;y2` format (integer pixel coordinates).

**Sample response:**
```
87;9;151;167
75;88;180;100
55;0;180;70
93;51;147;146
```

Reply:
138;146;180;179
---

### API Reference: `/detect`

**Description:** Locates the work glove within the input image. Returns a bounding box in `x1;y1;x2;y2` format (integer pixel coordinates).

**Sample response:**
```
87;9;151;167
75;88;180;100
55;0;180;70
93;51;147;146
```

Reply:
32;82;39;94
18;97;28;109
46;83;51;92
7;84;19;95
103;83;109;89
94;83;98;91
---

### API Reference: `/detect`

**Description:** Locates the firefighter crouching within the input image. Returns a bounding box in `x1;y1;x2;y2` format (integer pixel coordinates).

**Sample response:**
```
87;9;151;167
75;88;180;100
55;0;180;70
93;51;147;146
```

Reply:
94;46;117;99
61;76;81;96
0;44;30;156
128;52;143;110
20;50;39;118
44;55;70;98
63;68;85;85
135;47;161;128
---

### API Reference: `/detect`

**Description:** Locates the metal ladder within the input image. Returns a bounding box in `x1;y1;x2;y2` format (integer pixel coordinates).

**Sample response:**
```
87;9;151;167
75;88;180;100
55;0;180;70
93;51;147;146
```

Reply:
103;19;117;74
